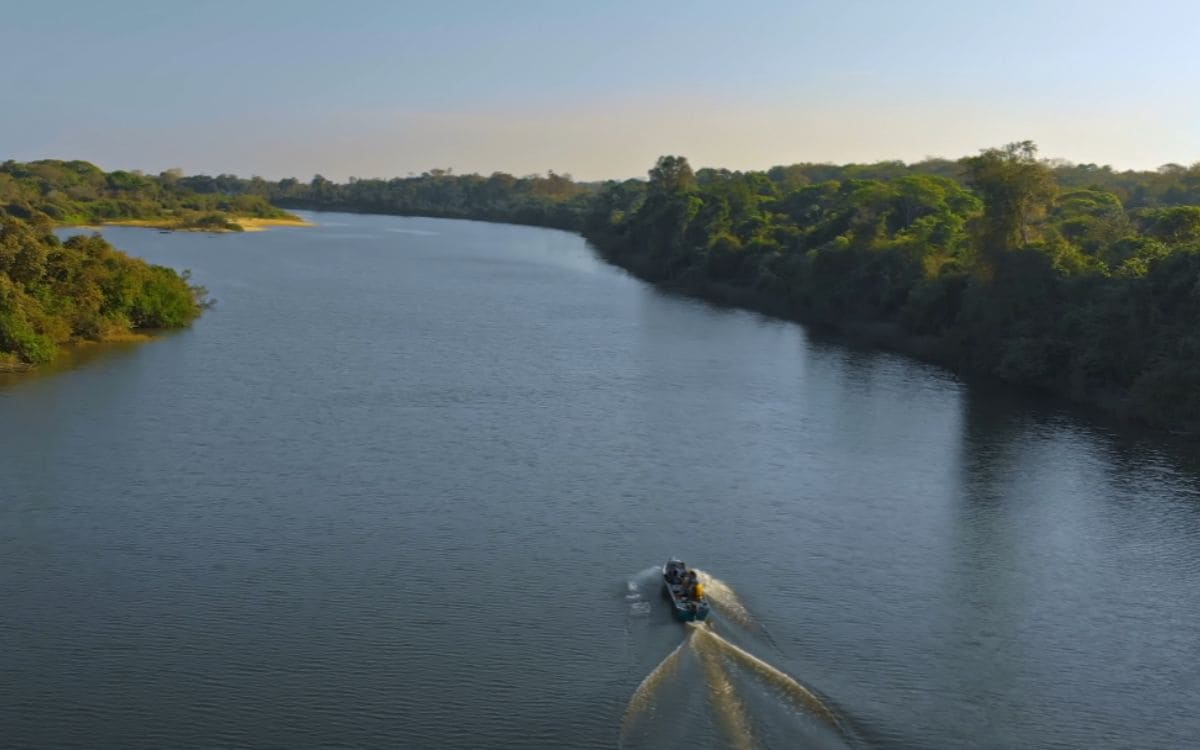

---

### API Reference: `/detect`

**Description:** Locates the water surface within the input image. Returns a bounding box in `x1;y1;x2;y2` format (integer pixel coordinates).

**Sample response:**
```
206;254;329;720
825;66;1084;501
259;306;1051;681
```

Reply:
2;213;1198;748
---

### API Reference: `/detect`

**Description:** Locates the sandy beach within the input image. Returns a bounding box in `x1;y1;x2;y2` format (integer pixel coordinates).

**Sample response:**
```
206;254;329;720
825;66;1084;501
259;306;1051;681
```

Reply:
63;215;316;233
234;216;316;232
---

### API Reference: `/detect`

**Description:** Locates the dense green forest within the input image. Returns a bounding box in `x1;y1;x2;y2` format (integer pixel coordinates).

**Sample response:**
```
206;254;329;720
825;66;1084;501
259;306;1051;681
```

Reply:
583;147;1200;432
0;159;299;230
238;144;1200;432
0;159;263;367
9;147;1200;431
0;214;207;369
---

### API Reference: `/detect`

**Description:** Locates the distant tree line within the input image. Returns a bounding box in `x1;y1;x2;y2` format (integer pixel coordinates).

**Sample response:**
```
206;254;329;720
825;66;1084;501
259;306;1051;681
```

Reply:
0;159;294;228
235;146;1200;432
267;169;594;230
13;148;1200;431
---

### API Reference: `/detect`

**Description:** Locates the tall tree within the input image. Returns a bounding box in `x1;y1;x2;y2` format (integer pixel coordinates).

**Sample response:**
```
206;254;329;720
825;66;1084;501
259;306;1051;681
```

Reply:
648;155;695;195
962;141;1056;275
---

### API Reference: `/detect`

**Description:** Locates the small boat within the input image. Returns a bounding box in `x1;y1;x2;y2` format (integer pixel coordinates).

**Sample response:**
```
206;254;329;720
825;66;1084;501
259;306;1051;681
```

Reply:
662;558;710;622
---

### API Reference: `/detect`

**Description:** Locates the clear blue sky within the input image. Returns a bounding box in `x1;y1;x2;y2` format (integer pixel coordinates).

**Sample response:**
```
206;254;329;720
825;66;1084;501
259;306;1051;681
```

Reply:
4;0;1198;180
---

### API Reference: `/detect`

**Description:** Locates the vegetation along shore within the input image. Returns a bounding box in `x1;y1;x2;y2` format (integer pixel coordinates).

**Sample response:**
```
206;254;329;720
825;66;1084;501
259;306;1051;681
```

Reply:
251;143;1200;434
6;146;1200;436
0;159;308;231
0;214;208;370
0;158;309;368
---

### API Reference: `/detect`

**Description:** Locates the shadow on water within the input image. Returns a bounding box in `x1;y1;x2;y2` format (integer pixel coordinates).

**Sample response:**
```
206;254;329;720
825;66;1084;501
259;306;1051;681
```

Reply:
0;335;169;391
932;381;1200;748
620;569;851;750
807;316;1200;479
958;379;1200;505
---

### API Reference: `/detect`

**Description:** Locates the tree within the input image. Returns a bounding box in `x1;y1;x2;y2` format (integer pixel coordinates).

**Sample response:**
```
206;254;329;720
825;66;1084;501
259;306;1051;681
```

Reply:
962;141;1056;275
648;155;695;195
1135;206;1200;245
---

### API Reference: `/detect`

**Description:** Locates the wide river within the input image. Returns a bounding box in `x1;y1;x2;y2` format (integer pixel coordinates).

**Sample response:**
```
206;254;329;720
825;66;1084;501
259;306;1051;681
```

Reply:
2;213;1198;749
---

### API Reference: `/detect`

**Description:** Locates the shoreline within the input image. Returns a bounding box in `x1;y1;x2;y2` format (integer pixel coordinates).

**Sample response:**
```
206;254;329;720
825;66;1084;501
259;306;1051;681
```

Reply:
62;216;316;233
42;205;1194;437
233;216;316;232
587;235;1200;438
286;208;1196;438
0;358;33;373
0;332;157;378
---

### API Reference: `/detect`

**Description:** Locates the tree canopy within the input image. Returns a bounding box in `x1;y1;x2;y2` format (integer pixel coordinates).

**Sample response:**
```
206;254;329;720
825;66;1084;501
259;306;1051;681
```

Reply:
12;143;1200;430
241;142;1200;432
0;159;297;229
0;216;206;367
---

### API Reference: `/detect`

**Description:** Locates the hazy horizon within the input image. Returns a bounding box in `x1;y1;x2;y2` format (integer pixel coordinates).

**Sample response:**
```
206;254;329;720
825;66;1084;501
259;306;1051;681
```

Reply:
6;0;1199;181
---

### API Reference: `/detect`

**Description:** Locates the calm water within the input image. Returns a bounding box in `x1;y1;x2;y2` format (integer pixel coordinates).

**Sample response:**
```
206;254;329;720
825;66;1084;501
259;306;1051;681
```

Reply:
2;213;1199;749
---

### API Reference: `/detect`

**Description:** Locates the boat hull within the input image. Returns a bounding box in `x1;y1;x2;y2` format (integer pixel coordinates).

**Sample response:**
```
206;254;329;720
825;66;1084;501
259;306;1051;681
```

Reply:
662;565;710;622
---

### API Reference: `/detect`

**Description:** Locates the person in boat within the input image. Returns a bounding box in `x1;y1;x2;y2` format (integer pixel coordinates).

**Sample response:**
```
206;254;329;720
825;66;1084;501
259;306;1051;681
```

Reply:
682;570;697;598
692;580;705;601
669;561;687;586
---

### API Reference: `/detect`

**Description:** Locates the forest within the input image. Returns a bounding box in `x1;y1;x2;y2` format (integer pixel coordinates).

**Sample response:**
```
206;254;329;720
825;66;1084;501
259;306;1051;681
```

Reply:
0;214;207;369
0;159;297;230
6;146;1200;432
246;144;1200;432
0;160;256;368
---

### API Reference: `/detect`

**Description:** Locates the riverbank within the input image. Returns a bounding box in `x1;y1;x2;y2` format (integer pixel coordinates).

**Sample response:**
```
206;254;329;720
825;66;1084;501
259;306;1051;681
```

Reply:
1;327;161;376
233;216;316;232
239;202;1196;434
586;233;1194;436
66;215;315;233
8;212;1199;750
253;148;1200;437
0;335;158;385
0;354;33;373
0;218;205;370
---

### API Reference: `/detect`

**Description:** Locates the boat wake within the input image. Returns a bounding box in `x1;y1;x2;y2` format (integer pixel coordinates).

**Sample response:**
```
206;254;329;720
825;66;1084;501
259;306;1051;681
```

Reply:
693;627;757;750
620;570;845;750
621;636;688;734
694;568;766;633
695;624;840;729
624;567;661;619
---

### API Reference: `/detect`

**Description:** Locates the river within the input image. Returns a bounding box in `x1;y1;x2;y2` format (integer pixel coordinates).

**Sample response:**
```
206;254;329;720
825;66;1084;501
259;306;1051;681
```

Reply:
1;212;1198;749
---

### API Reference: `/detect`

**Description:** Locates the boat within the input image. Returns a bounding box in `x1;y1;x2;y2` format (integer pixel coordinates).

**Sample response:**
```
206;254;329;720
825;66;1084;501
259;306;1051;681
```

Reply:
662;558;710;622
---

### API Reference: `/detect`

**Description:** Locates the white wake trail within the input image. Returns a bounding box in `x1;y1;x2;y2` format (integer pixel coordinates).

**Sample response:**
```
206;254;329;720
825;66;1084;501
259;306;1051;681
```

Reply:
621;634;690;735
696;625;841;731
694;569;756;629
693;624;759;750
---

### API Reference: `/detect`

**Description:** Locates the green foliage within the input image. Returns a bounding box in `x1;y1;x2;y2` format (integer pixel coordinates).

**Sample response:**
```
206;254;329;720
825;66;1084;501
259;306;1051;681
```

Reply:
160;141;1200;433
0;216;204;364
962;141;1057;274
0;159;298;228
1134;206;1200;244
648;156;696;195
0;275;56;363
183;213;244;232
265;168;596;230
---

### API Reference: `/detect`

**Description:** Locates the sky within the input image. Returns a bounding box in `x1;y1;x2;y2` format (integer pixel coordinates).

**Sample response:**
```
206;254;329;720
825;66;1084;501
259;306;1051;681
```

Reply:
4;0;1198;181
